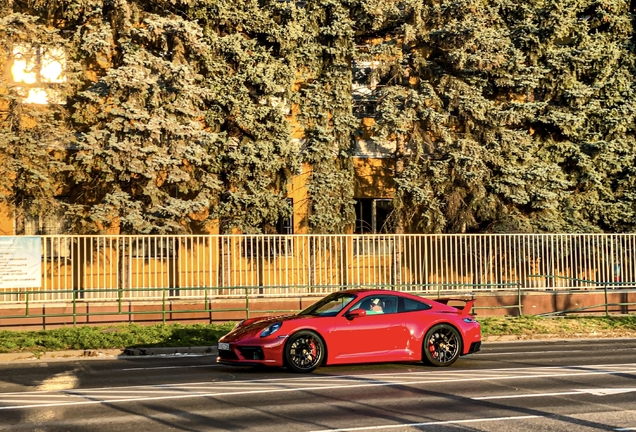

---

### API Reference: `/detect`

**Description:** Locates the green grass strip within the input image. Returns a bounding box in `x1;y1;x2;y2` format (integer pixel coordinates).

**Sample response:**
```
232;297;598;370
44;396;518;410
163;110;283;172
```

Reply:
479;315;636;337
0;323;234;354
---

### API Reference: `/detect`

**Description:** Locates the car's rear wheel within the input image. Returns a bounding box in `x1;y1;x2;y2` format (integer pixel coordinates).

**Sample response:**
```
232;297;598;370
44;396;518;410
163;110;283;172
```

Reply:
285;330;324;373
422;324;461;367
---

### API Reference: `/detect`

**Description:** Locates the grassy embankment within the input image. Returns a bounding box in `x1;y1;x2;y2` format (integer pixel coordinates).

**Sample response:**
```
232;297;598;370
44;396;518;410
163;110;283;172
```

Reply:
0;316;635;354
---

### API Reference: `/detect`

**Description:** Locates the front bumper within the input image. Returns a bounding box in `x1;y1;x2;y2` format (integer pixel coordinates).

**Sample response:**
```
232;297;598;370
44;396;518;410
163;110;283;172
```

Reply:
216;336;287;367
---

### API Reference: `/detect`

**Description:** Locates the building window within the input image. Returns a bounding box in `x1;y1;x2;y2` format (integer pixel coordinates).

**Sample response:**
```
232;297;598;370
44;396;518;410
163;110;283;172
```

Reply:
10;44;66;105
242;199;294;257
353;138;396;158
354;199;393;256
24;204;69;236
354;198;392;234
276;199;294;235
352;61;380;119
130;237;177;259
23;200;71;260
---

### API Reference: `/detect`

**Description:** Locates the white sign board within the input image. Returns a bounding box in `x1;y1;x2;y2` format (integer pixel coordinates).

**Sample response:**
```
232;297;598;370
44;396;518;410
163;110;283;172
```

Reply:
0;237;42;288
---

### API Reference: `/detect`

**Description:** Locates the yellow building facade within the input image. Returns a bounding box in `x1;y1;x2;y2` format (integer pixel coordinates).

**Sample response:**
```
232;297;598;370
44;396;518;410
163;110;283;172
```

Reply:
0;31;397;237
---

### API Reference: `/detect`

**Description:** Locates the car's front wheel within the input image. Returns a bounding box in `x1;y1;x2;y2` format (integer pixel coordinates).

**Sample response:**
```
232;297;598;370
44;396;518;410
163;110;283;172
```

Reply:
284;330;325;373
422;324;462;367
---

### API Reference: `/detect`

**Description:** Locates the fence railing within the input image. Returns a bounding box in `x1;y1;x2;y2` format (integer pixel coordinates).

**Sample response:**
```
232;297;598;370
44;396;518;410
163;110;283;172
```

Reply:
1;233;635;304
530;275;636;317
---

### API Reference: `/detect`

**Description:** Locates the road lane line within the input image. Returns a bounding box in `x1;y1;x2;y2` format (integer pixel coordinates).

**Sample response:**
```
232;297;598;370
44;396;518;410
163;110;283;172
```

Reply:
308;415;541;431
118;361;636;383
2;367;636;410
474;387;636;400
2;363;636;397
0;399;84;404
0;395;141;402
67;387;274;394
473;391;584;400
0;394;81;398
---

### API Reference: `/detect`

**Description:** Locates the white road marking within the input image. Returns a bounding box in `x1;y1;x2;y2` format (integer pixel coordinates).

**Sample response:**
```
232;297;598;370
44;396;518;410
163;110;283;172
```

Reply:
615;428;636;431
577;388;636;396
474;387;636;400
0;393;80;398
309;415;541;431
473;391;584;400
1;395;143;408
67;387;274;394
1;363;635;410
0;399;84;404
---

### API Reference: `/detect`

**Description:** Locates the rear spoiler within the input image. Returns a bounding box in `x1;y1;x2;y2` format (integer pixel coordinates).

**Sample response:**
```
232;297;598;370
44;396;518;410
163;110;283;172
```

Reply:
434;297;475;316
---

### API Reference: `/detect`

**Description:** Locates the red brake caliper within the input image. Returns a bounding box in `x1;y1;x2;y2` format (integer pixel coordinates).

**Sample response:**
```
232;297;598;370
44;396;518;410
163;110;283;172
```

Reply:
429;338;437;357
309;340;317;357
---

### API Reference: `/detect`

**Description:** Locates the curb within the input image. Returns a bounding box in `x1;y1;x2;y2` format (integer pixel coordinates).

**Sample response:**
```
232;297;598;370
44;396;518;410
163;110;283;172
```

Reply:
0;346;218;363
122;346;217;356
482;335;522;342
0;349;125;363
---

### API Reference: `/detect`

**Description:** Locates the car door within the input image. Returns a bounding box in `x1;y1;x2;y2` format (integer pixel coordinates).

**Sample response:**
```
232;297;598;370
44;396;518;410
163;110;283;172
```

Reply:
329;295;401;362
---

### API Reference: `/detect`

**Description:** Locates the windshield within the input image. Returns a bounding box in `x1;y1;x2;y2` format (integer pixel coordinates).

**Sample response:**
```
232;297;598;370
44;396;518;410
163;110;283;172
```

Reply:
298;292;357;317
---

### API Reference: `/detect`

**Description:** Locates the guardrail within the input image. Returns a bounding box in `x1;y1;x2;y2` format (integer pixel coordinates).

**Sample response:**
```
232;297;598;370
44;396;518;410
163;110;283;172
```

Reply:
1;234;635;328
0;282;522;327
530;275;636;317
2;281;635;328
1;233;635;304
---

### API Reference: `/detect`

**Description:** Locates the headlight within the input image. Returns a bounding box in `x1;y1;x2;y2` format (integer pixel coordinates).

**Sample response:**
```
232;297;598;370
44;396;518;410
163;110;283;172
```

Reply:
463;317;478;323
260;322;283;338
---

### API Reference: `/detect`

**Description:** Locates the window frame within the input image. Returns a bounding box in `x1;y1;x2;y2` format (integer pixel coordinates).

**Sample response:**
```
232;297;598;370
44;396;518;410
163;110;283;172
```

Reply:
10;43;67;105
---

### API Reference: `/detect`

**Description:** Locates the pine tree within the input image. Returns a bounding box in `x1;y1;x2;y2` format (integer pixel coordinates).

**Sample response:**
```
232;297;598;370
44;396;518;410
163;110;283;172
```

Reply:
0;12;73;233
2;0;635;235
362;0;636;233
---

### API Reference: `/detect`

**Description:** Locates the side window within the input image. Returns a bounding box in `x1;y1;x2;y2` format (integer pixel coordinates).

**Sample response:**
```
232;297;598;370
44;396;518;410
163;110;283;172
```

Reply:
349;295;398;315
400;298;432;313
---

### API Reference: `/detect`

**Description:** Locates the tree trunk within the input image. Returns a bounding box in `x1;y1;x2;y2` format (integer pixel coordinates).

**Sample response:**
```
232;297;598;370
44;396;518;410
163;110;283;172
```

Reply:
392;133;407;289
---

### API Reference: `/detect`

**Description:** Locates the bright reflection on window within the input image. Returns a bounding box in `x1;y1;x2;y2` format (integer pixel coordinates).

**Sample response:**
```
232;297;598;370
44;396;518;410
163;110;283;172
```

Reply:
11;44;66;104
23;88;50;105
11;45;38;84
41;47;66;83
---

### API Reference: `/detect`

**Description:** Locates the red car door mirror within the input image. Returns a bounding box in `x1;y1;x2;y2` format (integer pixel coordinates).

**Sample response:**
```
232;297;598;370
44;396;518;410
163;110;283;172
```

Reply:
345;309;367;320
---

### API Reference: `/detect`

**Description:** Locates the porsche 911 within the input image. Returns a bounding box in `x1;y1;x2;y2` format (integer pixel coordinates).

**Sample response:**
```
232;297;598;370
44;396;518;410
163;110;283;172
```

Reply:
216;289;481;372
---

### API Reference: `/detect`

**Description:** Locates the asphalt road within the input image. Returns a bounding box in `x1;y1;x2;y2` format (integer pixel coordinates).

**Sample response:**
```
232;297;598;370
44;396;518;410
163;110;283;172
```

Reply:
0;338;635;431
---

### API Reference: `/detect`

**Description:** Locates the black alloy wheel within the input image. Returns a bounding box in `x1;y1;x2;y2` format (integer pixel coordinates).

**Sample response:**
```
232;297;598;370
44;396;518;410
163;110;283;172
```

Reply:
284;330;325;373
423;324;462;367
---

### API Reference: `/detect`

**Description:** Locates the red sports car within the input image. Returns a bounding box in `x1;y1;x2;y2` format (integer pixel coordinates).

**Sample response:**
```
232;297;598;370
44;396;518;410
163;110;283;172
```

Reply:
216;289;481;372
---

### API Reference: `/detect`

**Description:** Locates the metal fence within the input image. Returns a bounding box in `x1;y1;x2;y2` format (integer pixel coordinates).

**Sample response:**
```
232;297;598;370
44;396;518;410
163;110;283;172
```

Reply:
1;233;635;304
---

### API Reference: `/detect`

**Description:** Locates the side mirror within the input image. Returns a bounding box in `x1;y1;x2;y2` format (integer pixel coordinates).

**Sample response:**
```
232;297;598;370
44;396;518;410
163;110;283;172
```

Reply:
345;309;366;320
